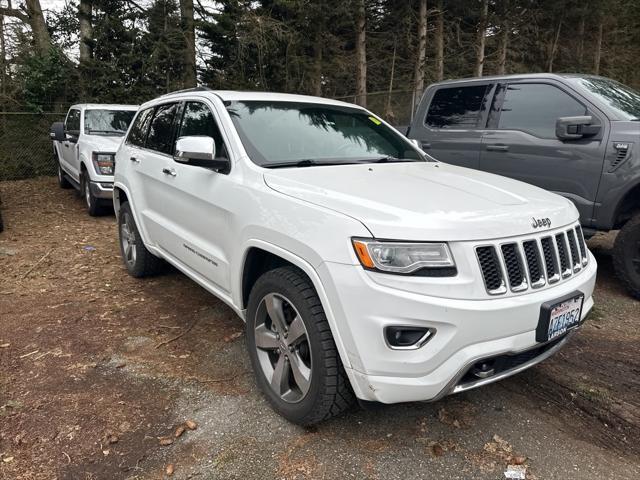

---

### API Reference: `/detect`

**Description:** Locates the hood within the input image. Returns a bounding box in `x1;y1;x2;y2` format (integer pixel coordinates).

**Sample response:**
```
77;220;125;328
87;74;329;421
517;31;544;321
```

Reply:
263;162;578;241
83;134;125;153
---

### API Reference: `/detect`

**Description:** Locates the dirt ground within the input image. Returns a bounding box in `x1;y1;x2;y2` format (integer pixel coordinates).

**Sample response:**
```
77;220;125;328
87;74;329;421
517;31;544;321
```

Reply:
0;177;639;480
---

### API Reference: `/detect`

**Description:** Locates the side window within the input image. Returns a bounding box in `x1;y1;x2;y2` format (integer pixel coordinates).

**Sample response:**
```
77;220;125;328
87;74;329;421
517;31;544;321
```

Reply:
498;83;586;138
65;109;81;133
126;108;153;147
425;85;489;129
146;103;179;154
178;102;228;158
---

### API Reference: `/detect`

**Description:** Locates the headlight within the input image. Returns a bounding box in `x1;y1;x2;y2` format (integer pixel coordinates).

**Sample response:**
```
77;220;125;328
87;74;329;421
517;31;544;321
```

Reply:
352;238;455;274
92;152;115;175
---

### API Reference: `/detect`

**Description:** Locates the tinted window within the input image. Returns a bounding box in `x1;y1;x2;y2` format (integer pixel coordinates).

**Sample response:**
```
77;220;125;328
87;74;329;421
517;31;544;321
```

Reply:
146;103;179;154
84;109;136;136
226;101;422;167
127;108;153;147
426;85;489;128
178;102;227;158
498;83;586;138
65;109;81;132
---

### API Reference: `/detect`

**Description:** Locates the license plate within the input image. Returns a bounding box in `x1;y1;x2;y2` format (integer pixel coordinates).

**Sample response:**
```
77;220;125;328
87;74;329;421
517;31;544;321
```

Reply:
536;291;584;343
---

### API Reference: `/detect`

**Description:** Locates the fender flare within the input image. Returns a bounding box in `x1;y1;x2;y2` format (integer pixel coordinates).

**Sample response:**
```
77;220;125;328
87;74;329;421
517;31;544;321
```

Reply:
238;239;355;374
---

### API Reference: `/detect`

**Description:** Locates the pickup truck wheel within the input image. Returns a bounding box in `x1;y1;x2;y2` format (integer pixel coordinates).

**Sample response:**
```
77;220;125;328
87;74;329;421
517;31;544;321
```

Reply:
118;202;165;277
613;213;640;299
81;172;106;217
57;161;72;189
246;266;355;425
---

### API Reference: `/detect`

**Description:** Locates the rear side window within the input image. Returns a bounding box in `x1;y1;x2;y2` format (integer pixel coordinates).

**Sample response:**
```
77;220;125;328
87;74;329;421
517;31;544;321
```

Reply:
127;108;153;147
178;102;228;158
425;85;489;128
498;83;586;138
146;103;179;154
65;109;81;132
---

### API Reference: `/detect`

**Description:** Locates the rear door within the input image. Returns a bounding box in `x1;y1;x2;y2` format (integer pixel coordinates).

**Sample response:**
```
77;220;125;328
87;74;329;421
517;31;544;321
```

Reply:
479;81;608;224
409;82;494;169
61;108;81;179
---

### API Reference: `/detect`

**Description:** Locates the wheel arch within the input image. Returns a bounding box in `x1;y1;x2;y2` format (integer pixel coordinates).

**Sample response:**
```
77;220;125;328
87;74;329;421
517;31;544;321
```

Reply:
238;240;355;374
613;181;640;229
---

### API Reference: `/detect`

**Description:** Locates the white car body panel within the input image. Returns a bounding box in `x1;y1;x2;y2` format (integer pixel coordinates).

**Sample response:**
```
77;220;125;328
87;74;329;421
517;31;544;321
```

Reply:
114;90;597;405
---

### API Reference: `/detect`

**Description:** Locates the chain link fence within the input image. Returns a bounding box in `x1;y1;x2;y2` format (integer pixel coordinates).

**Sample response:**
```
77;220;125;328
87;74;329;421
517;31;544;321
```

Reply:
0;112;65;181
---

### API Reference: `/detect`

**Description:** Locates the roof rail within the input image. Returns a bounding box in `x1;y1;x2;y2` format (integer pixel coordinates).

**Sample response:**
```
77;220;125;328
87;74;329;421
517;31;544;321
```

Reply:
163;86;212;96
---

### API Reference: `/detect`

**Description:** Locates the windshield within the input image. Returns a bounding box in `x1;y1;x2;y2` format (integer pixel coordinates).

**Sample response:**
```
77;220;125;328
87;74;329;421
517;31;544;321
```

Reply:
226;101;425;167
84;109;136;136
568;77;640;121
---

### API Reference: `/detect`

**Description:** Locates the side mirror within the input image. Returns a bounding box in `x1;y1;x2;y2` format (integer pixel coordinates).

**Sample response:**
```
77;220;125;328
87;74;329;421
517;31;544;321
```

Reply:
50;122;65;142
556;115;600;140
174;136;230;173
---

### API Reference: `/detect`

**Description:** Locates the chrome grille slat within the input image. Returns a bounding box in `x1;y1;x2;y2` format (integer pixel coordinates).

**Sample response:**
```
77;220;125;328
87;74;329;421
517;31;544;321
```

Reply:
476;224;588;295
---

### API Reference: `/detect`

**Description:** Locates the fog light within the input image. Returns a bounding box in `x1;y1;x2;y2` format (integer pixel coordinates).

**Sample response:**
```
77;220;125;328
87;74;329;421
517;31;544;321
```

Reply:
384;326;434;350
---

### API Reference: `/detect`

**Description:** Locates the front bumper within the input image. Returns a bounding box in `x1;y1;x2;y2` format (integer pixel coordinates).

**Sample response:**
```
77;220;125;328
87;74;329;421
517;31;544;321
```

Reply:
319;251;597;404
89;181;114;200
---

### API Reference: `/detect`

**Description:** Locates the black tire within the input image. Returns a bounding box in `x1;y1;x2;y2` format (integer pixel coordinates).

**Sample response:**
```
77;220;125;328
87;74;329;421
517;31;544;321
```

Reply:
57;157;73;189
81;170;106;217
613;213;640;299
117;201;165;277
246;266;355;425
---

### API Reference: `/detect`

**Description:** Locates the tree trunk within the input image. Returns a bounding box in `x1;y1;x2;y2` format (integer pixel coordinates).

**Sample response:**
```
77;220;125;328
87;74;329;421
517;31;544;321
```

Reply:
180;0;197;88
547;18;562;72
385;39;396;123
24;0;51;55
355;0;367;107
0;13;6;109
311;31;322;96
413;0;427;101
473;0;488;77
498;21;508;75
434;0;444;81
577;14;585;69
78;0;93;65
593;21;603;75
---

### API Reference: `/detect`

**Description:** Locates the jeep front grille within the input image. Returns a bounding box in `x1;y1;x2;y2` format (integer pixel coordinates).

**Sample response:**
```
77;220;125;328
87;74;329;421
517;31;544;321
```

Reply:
476;224;588;295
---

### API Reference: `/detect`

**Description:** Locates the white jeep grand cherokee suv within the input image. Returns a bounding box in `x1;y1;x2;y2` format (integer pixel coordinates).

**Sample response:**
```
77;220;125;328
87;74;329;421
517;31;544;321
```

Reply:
113;88;597;425
50;104;138;215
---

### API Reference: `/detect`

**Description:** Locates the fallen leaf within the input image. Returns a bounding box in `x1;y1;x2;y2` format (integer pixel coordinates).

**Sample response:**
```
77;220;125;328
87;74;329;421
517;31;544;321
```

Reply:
174;425;186;438
158;436;174;446
223;331;243;342
166;463;175;476
107;435;119;444
431;443;445;457
512;455;527;465
0;343;10;348
2;456;14;463
185;419;197;430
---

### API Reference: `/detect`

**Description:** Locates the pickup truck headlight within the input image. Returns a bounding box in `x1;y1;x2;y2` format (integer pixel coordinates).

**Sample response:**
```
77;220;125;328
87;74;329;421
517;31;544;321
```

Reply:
92;152;115;175
352;238;455;274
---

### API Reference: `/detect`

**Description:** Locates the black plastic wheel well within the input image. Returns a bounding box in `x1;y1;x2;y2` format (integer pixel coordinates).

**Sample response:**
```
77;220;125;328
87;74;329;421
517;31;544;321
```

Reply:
614;183;640;228
241;248;294;309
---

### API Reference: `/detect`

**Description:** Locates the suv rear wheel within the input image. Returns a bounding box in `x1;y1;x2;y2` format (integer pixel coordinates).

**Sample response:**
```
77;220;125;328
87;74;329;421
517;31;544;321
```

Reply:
613;213;640;299
118;201;165;277
246;266;355;425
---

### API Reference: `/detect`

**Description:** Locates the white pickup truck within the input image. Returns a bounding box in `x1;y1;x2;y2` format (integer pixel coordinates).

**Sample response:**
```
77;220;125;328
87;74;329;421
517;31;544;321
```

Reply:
114;89;597;425
50;104;138;215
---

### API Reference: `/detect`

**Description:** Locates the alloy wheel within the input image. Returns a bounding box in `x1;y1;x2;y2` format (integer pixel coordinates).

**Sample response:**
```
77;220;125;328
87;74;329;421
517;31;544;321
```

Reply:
254;293;312;403
120;212;137;267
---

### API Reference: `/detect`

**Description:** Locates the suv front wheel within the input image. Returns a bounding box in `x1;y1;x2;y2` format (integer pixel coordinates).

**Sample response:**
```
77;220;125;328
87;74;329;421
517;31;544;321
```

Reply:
246;266;355;425
613;213;640;299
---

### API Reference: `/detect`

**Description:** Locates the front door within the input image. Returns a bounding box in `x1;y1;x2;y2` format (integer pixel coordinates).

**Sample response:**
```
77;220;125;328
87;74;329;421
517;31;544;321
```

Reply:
480;81;608;224
61;108;81;179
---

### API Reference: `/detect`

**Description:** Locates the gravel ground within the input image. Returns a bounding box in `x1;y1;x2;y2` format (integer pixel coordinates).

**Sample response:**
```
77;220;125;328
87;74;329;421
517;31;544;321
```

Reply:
0;177;639;480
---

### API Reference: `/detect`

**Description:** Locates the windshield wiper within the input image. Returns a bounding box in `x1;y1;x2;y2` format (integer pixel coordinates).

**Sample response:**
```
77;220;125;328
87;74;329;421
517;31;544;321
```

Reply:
88;129;125;134
264;159;359;169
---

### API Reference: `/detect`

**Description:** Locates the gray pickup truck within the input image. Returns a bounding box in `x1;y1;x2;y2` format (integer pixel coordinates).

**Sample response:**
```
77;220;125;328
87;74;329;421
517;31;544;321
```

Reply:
407;73;640;298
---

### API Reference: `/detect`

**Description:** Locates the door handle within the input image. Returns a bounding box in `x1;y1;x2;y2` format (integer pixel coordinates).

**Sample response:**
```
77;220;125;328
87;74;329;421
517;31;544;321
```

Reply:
130;156;140;163
162;167;177;177
421;141;431;149
485;144;509;152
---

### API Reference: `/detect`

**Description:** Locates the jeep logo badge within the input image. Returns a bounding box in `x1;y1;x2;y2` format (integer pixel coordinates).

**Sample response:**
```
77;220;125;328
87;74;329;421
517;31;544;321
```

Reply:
531;217;551;229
